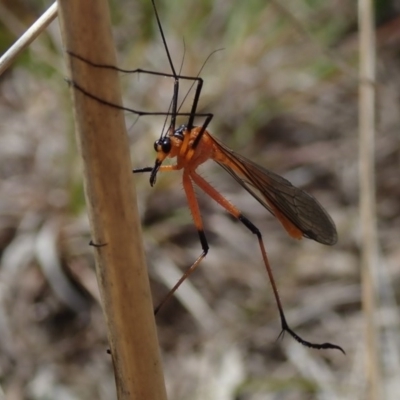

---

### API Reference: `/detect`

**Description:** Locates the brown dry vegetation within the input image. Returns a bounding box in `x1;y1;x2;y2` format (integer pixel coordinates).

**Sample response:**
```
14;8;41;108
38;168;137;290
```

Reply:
0;0;400;399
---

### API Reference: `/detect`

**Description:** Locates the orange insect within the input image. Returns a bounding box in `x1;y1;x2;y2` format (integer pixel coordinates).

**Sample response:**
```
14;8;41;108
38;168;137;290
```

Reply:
69;0;344;354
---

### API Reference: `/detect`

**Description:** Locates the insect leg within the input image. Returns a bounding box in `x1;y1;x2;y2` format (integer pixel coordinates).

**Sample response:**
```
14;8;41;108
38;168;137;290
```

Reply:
68;77;211;122
154;170;209;315
190;171;344;353
67;50;200;82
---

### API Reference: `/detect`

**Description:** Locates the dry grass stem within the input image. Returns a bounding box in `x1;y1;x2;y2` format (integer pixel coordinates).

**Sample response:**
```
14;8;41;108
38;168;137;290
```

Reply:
358;0;381;398
0;2;57;76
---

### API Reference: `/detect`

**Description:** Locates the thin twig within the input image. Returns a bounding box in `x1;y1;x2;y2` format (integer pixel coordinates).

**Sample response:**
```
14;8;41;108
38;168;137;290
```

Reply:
358;0;381;399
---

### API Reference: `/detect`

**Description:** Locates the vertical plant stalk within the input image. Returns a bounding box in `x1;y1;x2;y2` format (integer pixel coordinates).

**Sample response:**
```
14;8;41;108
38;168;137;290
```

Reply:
358;0;381;399
57;0;168;399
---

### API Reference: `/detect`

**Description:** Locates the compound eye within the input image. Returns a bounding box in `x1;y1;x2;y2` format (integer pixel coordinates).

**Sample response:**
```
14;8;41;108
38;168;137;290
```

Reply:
154;138;171;153
161;138;171;153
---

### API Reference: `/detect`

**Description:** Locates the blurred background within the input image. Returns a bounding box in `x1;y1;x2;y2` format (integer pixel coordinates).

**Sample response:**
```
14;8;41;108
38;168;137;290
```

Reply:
0;0;400;399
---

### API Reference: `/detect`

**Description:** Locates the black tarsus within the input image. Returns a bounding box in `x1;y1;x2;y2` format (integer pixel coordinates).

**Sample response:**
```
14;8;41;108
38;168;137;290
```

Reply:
238;214;345;354
278;310;346;354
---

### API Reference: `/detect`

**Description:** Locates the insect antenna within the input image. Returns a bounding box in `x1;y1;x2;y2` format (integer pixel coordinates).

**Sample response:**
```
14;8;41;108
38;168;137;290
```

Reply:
176;48;223;130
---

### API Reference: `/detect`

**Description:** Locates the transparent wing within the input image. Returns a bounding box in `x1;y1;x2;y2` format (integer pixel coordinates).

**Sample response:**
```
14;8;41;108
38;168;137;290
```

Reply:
211;137;337;245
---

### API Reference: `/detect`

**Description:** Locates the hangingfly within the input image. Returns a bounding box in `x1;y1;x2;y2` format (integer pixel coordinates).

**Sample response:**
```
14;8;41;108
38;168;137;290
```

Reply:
68;0;344;354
